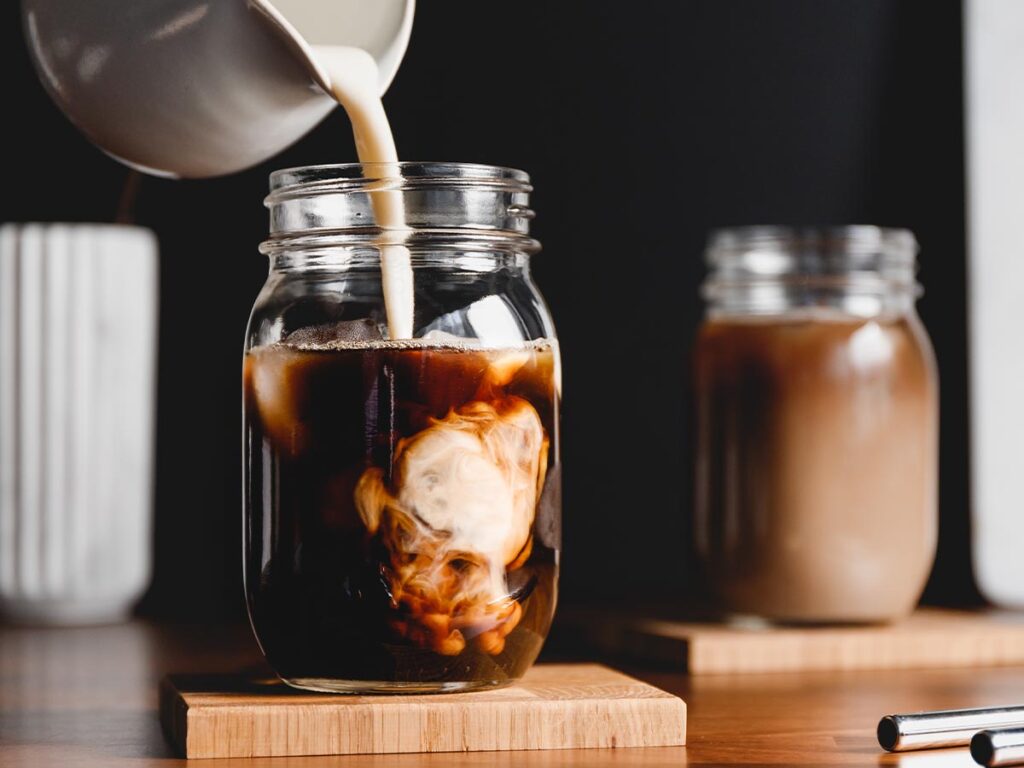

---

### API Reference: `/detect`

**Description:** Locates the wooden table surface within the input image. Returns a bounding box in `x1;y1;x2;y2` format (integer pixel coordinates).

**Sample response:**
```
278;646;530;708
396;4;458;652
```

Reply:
1;619;1020;767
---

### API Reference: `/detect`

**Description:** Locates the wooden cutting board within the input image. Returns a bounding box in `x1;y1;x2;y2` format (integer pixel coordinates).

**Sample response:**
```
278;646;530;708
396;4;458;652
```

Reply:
569;607;1024;674
160;663;686;759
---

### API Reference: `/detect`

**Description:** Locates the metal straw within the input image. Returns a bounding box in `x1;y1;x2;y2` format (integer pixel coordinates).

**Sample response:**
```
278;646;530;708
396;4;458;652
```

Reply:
972;728;1024;767
877;705;1024;752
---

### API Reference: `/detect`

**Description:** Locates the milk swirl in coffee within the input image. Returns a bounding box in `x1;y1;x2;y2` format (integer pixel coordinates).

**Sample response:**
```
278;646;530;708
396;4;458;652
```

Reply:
245;334;558;685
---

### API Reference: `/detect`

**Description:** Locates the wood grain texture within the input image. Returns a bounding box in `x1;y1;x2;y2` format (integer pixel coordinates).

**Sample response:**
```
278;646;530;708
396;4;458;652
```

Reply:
574;608;1024;673
6;620;1024;766
159;664;686;759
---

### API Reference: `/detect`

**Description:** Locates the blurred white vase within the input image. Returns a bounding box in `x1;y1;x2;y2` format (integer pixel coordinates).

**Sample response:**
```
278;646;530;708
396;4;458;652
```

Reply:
0;224;158;625
967;0;1024;607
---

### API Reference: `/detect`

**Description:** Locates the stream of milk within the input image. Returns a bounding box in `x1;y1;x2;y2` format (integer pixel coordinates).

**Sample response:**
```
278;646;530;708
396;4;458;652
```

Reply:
315;46;414;340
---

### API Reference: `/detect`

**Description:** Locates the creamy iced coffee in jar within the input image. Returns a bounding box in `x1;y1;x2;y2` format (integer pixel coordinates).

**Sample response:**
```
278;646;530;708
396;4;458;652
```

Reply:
243;164;560;692
694;227;938;623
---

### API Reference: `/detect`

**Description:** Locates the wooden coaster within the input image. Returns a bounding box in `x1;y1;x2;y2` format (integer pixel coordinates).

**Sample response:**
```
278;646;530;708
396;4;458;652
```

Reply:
160;663;686;759
568;607;1024;674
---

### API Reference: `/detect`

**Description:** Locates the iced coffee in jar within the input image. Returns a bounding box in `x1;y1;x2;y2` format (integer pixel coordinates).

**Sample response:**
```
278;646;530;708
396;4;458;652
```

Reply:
694;227;938;623
243;163;560;692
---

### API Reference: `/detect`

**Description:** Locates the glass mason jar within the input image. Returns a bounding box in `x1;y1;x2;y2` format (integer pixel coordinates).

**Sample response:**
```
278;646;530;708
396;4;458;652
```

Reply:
243;163;561;692
693;227;938;623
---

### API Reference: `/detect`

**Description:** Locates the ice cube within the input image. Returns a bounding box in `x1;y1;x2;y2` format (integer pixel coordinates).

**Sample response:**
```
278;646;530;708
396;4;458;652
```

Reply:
421;329;479;346
419;296;523;346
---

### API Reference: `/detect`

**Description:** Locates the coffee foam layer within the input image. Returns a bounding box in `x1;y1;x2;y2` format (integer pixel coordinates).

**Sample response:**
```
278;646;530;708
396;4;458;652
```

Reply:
277;336;557;354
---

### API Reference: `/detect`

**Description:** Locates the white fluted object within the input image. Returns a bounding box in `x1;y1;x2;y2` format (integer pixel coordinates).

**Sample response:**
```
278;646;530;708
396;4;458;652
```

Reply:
0;224;158;624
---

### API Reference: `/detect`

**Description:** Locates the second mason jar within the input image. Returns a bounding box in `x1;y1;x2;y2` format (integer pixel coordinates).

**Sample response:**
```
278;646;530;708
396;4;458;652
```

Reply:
694;227;938;623
243;163;560;692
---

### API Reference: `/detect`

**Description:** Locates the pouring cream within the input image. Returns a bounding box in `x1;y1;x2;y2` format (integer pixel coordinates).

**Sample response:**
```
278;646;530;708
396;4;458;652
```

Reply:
253;0;417;339
315;46;415;340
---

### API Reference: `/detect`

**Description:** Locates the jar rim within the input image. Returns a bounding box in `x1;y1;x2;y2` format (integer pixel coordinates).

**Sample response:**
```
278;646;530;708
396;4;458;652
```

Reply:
702;225;922;315
263;161;539;255
268;161;533;200
707;225;918;261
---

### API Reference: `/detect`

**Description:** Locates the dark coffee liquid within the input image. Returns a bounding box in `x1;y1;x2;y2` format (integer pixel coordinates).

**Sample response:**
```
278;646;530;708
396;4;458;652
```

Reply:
244;338;559;688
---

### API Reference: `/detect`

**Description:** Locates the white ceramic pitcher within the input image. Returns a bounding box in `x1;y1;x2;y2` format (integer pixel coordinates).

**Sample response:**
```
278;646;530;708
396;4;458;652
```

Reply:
20;0;414;178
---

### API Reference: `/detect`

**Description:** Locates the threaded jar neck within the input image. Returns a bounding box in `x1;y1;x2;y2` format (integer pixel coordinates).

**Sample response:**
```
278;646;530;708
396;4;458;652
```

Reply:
702;226;922;317
261;162;540;260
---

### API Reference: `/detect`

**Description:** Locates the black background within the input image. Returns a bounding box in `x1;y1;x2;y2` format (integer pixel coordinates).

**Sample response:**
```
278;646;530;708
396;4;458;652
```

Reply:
4;0;975;618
